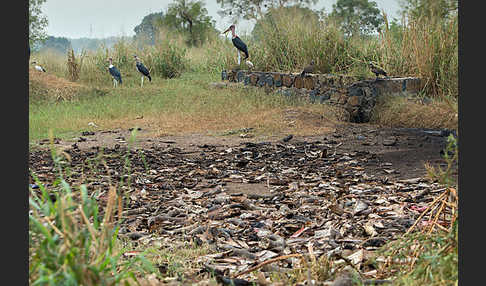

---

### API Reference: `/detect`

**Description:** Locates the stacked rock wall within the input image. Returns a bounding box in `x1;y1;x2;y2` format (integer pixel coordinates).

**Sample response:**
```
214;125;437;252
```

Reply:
222;70;424;123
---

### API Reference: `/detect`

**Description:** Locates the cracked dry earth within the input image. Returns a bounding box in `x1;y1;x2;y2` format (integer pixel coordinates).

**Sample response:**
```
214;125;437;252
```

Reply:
29;123;457;285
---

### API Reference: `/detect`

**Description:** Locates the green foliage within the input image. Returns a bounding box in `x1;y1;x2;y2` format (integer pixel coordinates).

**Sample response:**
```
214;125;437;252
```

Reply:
216;0;318;22
160;0;217;46
425;134;458;187
399;0;458;20
379;8;458;97
144;42;188;78
29;148;157;285
29;0;49;47
379;222;458;286
246;7;356;73
330;0;384;37
133;12;165;46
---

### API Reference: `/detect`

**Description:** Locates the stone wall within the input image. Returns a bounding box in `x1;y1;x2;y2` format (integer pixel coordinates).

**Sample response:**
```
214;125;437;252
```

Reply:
221;70;424;123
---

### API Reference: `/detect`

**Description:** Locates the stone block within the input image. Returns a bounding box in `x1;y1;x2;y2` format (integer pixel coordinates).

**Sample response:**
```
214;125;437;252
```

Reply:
338;94;348;105
304;76;316;90
347;96;361;107
257;73;266;87
294;76;304;89
282;75;294;87
403;78;424;93
236;71;246;82
319;94;330;103
265;74;274;87
250;74;258;86
244;75;251;85
272;73;282;87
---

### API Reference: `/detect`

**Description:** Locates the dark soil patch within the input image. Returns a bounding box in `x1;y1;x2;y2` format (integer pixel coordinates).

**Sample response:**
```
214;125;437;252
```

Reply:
30;122;456;185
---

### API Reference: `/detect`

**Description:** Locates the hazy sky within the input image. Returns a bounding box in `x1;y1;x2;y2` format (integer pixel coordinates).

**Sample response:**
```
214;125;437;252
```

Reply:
41;0;402;39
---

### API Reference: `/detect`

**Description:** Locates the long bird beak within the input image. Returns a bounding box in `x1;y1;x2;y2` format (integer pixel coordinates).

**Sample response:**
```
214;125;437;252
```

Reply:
222;28;231;34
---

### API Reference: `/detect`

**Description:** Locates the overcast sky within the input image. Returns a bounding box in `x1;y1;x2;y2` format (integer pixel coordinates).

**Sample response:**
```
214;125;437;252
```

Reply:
41;0;402;39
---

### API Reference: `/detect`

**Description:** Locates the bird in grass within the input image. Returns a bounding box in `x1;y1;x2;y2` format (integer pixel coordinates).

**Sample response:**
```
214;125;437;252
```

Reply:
223;24;254;69
107;57;122;87
134;55;151;87
301;60;315;77
31;61;46;72
369;62;387;79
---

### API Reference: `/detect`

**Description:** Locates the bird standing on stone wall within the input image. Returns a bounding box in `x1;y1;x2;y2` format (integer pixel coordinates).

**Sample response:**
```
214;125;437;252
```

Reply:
301;60;315;77
107;57;122;87
134;55;152;87
369;62;387;80
223;24;254;69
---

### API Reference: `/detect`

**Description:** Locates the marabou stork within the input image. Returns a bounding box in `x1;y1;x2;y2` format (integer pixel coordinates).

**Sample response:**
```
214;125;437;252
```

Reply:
107;57;122;87
301;60;315;77
223;24;254;69
31;61;46;72
134;55;151;87
369;62;387;80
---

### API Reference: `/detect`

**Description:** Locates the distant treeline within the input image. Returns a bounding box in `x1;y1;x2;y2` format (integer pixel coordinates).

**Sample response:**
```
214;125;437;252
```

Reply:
35;36;131;54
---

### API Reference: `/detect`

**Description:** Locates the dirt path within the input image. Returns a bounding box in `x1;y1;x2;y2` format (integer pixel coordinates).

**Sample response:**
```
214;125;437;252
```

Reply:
32;122;456;183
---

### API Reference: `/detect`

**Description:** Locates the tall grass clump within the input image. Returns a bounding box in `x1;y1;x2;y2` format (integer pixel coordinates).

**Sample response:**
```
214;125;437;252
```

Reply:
66;48;86;82
144;43;188;79
133;28;188;79
250;7;357;74
377;135;458;285
29;145;157;285
378;10;458;98
186;32;236;74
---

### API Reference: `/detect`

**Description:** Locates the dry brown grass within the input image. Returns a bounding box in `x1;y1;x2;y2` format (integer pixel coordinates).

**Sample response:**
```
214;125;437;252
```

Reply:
370;96;458;130
29;67;86;101
97;105;339;139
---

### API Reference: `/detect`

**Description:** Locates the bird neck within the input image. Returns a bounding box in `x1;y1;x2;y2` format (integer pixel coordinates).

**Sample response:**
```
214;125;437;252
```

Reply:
230;29;237;38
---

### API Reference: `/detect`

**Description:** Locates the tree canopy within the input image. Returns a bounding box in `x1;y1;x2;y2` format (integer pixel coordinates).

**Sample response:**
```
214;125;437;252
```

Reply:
164;0;216;46
133;0;216;47
29;0;49;46
399;0;458;20
134;12;165;45
330;0;384;37
216;0;317;23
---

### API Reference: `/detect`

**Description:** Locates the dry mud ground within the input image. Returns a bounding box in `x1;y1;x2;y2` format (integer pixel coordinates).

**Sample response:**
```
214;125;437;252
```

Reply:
31;122;456;182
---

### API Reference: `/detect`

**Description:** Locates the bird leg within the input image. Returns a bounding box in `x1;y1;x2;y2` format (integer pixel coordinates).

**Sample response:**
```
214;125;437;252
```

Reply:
113;78;117;88
141;76;144;87
237;51;241;65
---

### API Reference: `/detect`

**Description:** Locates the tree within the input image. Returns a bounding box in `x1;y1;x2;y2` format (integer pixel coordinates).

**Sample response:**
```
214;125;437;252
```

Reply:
162;0;216;46
398;0;458;20
330;0;384;37
251;5;320;40
29;0;49;47
134;11;165;45
216;0;317;23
